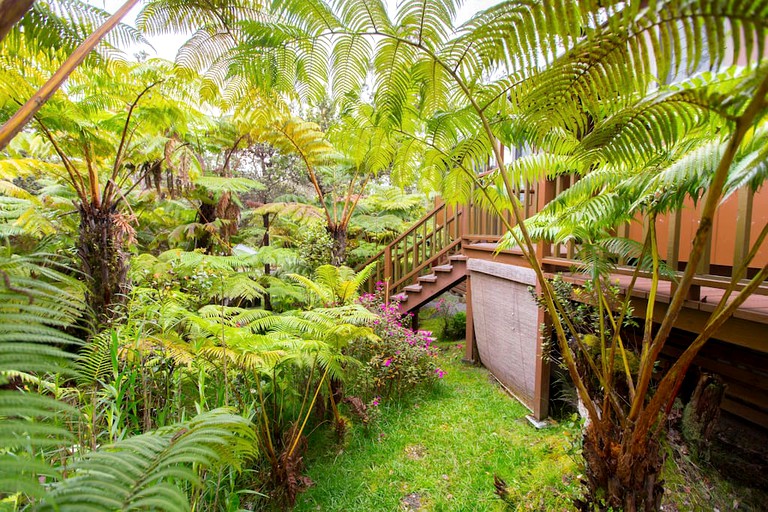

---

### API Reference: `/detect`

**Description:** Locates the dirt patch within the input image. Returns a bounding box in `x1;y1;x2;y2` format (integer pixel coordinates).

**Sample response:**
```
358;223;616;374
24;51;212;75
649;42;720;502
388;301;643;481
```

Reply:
400;492;423;511
405;444;426;460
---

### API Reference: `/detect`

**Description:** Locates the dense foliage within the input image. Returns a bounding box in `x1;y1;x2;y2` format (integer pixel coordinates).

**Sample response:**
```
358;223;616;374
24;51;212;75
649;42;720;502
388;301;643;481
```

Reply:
1;0;767;511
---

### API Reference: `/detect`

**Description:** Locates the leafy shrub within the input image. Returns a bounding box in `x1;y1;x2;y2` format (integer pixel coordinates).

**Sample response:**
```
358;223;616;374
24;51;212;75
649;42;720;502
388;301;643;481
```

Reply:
296;221;334;272
443;311;466;341
349;286;444;398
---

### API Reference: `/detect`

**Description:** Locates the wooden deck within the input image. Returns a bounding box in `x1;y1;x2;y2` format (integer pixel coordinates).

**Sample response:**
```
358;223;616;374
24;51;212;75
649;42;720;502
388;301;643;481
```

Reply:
464;240;768;320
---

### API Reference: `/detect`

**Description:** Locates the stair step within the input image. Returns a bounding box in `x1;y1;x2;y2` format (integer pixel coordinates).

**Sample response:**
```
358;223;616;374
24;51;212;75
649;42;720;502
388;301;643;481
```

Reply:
448;254;468;262
403;284;423;293
418;275;438;283
433;264;453;273
390;293;408;302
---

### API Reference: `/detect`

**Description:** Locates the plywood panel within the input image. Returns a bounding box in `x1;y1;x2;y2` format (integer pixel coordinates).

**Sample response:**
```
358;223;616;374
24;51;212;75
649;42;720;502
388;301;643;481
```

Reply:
469;261;539;411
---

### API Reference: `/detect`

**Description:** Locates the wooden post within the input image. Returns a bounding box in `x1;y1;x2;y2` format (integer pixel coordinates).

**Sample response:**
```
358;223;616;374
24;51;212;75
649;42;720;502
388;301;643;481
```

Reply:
460;203;469;241
384;246;392;304
667;210;682;271
696;192;713;276
733;187;754;267
463;276;478;363
667;209;682;297
532;286;551;420
536;177;557;259
531;176;557;419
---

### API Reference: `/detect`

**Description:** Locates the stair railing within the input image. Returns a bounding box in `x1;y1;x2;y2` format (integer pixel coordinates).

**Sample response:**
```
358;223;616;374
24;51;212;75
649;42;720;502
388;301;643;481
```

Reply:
358;202;464;295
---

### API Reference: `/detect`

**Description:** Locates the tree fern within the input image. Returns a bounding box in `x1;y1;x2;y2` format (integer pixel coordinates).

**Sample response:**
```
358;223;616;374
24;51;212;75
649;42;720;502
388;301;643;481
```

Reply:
36;408;256;512
0;254;83;498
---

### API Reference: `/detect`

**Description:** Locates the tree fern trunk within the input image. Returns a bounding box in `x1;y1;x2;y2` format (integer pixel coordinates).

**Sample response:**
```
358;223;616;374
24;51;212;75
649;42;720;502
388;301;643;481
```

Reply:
329;225;347;266
194;201;217;253
579;422;665;512
77;203;128;324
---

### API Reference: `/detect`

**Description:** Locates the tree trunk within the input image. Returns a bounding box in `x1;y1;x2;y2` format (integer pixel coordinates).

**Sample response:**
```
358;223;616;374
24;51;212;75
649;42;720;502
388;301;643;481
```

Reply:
166;169;175;198
682;373;725;459
151;161;163;197
78;203;129;325
328;225;347;266
0;0;34;44
262;213;272;311
578;421;665;512
194;201;217;253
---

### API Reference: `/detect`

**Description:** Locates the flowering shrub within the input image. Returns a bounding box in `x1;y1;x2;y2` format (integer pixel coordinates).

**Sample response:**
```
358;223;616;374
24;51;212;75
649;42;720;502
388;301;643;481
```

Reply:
348;284;444;398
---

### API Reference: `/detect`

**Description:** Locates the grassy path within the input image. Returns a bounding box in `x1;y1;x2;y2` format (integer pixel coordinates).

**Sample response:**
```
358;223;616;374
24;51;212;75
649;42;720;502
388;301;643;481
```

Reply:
294;344;578;511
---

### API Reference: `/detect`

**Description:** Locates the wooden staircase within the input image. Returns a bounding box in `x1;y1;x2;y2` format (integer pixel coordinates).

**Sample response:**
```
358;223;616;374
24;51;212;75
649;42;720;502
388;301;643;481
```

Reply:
391;254;469;312
357;178;540;313
358;200;469;313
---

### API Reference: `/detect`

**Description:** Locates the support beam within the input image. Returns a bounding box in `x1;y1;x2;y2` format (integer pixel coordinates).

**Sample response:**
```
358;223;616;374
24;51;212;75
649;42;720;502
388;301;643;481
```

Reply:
463;277;478;363
533;286;551;420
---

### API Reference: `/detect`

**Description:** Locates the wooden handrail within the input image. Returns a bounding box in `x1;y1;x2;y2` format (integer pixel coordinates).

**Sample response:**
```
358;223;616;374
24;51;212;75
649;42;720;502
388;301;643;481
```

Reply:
356;202;448;272
391;238;463;291
357;203;464;294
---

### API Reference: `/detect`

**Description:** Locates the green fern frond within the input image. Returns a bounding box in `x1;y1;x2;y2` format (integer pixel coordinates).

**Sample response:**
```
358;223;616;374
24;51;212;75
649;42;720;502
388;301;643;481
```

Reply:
0;254;83;498
38;408;256;512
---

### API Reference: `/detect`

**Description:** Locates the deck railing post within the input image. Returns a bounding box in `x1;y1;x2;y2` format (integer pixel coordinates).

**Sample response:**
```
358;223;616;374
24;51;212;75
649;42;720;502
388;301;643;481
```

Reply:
384;245;392;291
463;276;478;364
536;177;557;259
460;203;469;241
734;186;754;269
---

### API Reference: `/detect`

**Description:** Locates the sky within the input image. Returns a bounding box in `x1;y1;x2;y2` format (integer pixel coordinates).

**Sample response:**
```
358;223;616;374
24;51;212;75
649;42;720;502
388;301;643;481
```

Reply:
89;0;503;61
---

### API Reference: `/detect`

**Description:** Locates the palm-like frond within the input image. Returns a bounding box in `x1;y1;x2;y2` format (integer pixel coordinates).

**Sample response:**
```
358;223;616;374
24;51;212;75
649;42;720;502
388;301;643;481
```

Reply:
193;175;265;194
37;408;256;512
0;254;83;498
5;0;147;64
287;263;376;306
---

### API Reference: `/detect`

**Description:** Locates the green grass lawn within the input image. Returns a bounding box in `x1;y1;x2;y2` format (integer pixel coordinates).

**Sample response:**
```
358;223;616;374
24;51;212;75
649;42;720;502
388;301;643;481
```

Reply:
294;344;579;511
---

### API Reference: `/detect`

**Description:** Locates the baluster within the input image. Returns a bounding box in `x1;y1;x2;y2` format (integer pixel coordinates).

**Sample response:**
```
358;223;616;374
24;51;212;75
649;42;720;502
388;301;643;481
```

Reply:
392;244;398;284
524;183;531;219
432;214;437;260
697;192;712;275
454;209;459;240
554;175;564;256
401;239;406;283
666;211;681;273
384;246;392;292
733;186;754;273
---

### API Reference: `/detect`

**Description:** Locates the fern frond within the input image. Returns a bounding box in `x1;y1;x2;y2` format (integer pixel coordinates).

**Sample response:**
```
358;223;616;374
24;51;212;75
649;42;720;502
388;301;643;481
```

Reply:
38;408;256;512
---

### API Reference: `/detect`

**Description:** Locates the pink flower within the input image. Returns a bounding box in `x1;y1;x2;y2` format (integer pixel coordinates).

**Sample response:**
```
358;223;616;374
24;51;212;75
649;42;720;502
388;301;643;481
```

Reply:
383;358;392;367
435;368;445;379
371;396;380;407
